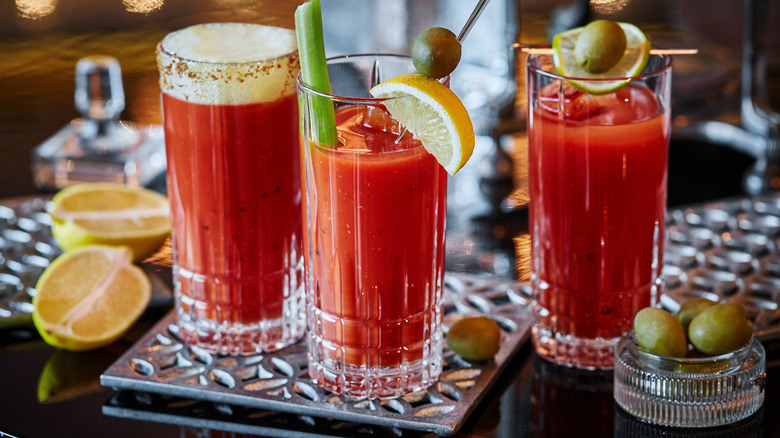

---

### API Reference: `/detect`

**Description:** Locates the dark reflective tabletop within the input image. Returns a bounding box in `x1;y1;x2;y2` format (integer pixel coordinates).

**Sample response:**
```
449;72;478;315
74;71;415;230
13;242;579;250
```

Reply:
1;0;778;437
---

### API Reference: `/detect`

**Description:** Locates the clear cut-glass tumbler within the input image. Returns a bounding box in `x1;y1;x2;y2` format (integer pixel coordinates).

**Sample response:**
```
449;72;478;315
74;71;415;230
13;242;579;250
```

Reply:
298;54;446;399
527;54;672;369
157;23;305;356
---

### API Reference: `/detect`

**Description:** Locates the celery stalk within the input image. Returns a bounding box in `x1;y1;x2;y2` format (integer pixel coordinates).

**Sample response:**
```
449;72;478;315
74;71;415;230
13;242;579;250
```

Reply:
295;0;338;146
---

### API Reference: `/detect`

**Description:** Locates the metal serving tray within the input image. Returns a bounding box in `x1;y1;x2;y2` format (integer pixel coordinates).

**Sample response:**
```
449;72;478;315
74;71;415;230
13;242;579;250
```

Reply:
100;273;533;436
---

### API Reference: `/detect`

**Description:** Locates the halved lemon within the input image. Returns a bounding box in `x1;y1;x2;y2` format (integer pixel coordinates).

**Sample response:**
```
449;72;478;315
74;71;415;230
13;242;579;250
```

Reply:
32;245;151;351
553;21;651;94
370;74;475;175
49;183;170;262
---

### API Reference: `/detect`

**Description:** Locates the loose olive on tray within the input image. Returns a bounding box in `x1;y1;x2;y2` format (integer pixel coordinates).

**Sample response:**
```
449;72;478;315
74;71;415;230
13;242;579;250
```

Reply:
446;316;502;361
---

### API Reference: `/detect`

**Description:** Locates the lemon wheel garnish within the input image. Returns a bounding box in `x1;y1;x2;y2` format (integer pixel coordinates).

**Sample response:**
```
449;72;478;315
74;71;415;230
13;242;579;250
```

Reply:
370;74;475;175
49;183;171;262
32;245;152;351
553;22;651;95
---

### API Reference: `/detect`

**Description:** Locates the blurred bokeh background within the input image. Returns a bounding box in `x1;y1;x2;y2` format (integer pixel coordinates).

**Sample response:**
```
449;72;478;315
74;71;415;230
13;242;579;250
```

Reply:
1;0;778;281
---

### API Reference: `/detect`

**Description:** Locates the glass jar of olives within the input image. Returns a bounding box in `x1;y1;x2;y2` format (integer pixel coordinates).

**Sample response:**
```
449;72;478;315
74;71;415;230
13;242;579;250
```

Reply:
614;333;765;428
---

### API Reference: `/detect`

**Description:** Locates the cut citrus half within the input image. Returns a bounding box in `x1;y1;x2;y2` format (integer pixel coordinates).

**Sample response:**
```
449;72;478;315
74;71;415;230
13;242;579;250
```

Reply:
553;21;650;94
370;74;475;175
32;245;151;351
49;183;171;262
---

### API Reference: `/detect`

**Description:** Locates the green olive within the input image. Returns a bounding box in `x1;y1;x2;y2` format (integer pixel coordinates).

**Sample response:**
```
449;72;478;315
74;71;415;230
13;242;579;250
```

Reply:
676;298;717;331
634;307;688;357
446;316;501;361
574;20;627;74
411;27;462;79
688;303;753;355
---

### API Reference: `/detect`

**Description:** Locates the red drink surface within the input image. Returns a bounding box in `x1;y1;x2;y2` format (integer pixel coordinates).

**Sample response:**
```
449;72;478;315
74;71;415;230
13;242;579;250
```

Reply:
163;92;302;324
529;84;669;339
306;105;447;368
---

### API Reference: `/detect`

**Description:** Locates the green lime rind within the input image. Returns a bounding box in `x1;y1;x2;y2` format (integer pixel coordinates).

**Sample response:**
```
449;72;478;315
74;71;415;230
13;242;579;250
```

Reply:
552;22;651;95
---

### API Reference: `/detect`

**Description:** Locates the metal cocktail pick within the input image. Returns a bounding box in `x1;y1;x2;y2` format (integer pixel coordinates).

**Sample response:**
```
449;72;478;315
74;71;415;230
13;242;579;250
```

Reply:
394;0;491;143
456;0;491;42
514;44;698;55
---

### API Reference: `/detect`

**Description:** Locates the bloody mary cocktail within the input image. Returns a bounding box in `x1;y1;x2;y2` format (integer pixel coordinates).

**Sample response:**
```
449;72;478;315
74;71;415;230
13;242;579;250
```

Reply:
299;55;446;399
158;23;305;355
527;54;672;369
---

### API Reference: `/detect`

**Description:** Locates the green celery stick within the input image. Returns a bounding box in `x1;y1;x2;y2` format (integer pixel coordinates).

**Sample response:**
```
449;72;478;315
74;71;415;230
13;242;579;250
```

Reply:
295;0;338;146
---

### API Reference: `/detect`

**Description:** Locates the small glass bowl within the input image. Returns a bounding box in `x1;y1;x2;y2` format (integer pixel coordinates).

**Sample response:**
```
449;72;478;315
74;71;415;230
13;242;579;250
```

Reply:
614;333;766;428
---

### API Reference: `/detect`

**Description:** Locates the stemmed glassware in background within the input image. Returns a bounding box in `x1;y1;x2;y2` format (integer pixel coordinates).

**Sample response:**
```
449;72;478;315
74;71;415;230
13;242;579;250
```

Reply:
674;0;780;196
740;0;780;194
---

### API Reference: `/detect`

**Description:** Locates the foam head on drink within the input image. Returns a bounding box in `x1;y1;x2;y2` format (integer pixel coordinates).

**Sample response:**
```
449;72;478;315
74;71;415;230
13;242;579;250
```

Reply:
159;23;298;104
157;23;305;355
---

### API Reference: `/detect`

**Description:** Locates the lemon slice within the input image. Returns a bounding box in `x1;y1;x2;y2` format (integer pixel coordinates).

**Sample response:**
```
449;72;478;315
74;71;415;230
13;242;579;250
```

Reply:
49;183;171;262
553;22;650;94
370;74;475;175
32;245;152;351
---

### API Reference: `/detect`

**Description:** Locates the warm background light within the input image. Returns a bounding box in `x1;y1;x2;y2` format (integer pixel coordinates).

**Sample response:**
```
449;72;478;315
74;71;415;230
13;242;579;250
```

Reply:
15;0;56;19
122;0;163;14
590;0;630;16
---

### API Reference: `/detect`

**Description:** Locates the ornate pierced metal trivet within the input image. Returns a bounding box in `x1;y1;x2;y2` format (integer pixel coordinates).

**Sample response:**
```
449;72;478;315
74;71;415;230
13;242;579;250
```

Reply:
662;194;780;341
0;196;170;328
100;273;533;436
0;197;59;327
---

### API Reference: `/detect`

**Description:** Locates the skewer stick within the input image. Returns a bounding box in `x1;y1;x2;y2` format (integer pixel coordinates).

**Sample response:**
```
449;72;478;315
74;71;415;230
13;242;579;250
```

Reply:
395;0;491;144
513;43;698;56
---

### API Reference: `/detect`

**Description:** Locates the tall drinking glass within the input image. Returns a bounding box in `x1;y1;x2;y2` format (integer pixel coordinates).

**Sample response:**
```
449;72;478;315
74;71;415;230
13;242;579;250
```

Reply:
157;23;305;355
298;55;446;399
527;54;672;369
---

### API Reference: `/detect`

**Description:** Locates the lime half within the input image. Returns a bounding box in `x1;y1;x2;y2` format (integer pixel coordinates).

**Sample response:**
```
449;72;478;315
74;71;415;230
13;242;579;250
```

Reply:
553;22;650;94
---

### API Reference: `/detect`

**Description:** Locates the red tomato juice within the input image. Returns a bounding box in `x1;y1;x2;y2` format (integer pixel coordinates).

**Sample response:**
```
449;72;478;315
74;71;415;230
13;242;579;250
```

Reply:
305;105;447;370
157;22;304;355
528;84;669;341
163;93;302;327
